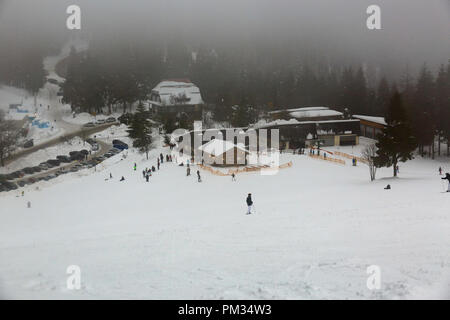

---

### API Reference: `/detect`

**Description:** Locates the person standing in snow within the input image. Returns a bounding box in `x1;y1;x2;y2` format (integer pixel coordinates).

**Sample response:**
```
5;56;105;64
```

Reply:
439;167;442;175
133;163;137;171
442;173;450;192
160;153;164;163
157;159;160;170
187;166;191;176
246;193;253;215
197;170;201;182
231;173;236;181
142;170;146;178
146;174;149;182
110;173;113;179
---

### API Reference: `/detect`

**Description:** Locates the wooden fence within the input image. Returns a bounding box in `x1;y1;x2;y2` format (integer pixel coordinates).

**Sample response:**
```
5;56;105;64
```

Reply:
307;153;346;165
332;151;368;164
198;161;293;176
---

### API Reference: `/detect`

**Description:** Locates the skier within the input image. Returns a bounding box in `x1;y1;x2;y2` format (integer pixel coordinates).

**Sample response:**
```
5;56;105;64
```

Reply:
187;166;191;176
439;167;442;175
246;193;253;214
110;173;113;179
160;153;164;163
157;160;160;170
152;166;156;172
441;173;450;192
146;174;149;182
133;163;137;171
197;170;201;182
142;170;146;178
231;173;236;181
166;155;169;162
120;176;125;181
384;184;391;190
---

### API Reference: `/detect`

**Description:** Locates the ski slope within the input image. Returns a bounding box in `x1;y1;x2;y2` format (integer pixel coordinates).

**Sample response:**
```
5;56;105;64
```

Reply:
1;143;450;299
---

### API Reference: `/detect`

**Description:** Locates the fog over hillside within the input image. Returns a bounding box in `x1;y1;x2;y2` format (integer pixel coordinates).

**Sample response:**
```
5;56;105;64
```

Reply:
0;0;449;79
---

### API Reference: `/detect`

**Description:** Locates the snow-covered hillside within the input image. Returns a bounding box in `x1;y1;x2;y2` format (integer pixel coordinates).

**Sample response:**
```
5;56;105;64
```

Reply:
1;141;450;299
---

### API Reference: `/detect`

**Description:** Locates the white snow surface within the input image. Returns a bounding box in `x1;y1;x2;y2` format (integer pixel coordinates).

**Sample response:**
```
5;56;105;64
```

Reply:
1;140;450;299
353;115;387;126
150;80;204;106
289;109;343;119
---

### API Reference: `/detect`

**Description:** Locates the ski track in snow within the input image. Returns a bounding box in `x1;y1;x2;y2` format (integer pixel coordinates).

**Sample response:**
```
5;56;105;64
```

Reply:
1;143;450;299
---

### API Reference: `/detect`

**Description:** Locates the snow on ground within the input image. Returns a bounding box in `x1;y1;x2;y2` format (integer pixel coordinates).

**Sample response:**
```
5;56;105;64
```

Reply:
0;137;92;174
62;112;122;126
1;140;450;299
90;124;132;146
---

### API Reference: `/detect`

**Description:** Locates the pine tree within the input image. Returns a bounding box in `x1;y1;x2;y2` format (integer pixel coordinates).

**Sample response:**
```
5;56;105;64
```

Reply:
127;104;154;159
374;91;417;177
412;64;436;156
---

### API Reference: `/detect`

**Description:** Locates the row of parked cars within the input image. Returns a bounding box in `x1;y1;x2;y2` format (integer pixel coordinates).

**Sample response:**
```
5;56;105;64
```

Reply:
0;146;123;193
83;117;117;128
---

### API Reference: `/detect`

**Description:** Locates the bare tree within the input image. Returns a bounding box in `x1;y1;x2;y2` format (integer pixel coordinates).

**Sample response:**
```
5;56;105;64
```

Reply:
0;116;20;167
362;143;378;181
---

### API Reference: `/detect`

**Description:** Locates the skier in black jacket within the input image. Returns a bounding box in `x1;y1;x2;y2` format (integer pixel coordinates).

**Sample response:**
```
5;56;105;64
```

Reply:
246;193;253;215
442;173;450;192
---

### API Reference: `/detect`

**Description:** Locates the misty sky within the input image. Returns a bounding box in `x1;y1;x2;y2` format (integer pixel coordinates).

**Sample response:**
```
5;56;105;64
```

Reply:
0;0;449;77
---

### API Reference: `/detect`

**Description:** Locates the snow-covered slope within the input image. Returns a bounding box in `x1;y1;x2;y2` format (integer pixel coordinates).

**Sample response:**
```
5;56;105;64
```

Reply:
1;143;450;299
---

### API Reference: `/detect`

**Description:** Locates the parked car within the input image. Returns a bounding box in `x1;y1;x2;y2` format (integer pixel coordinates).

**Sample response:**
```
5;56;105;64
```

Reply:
11;170;25;179
0;184;6;192
17;180;26;187
96;119;106;125
39;162;50;169
105;117;116;123
56;155;71;163
114;143;128;150
92;143;99;151
112;139;129;150
23;167;35;174
23;139;34;148
32;166;42;172
47;159;61;167
47;78;59;85
2;181;18;191
83;122;95;128
118;113;133;125
79;149;89;156
85;138;96;145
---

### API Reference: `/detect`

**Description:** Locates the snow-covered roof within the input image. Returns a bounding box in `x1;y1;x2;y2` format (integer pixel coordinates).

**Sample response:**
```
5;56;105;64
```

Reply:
253;118;360;129
269;106;343;119
151;80;204;106
289;109;343;119
198;139;247;157
269;106;328;114
353;115;387;126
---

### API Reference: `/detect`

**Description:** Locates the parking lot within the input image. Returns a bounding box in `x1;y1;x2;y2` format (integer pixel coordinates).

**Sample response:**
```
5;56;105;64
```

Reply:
0;139;124;193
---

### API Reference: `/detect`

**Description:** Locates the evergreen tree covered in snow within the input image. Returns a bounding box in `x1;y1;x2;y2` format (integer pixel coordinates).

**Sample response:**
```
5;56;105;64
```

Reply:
374;91;417;177
127;104;154;159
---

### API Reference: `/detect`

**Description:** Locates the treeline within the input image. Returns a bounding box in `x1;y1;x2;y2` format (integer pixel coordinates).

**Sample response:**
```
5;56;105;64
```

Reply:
61;44;164;115
0;41;47;97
